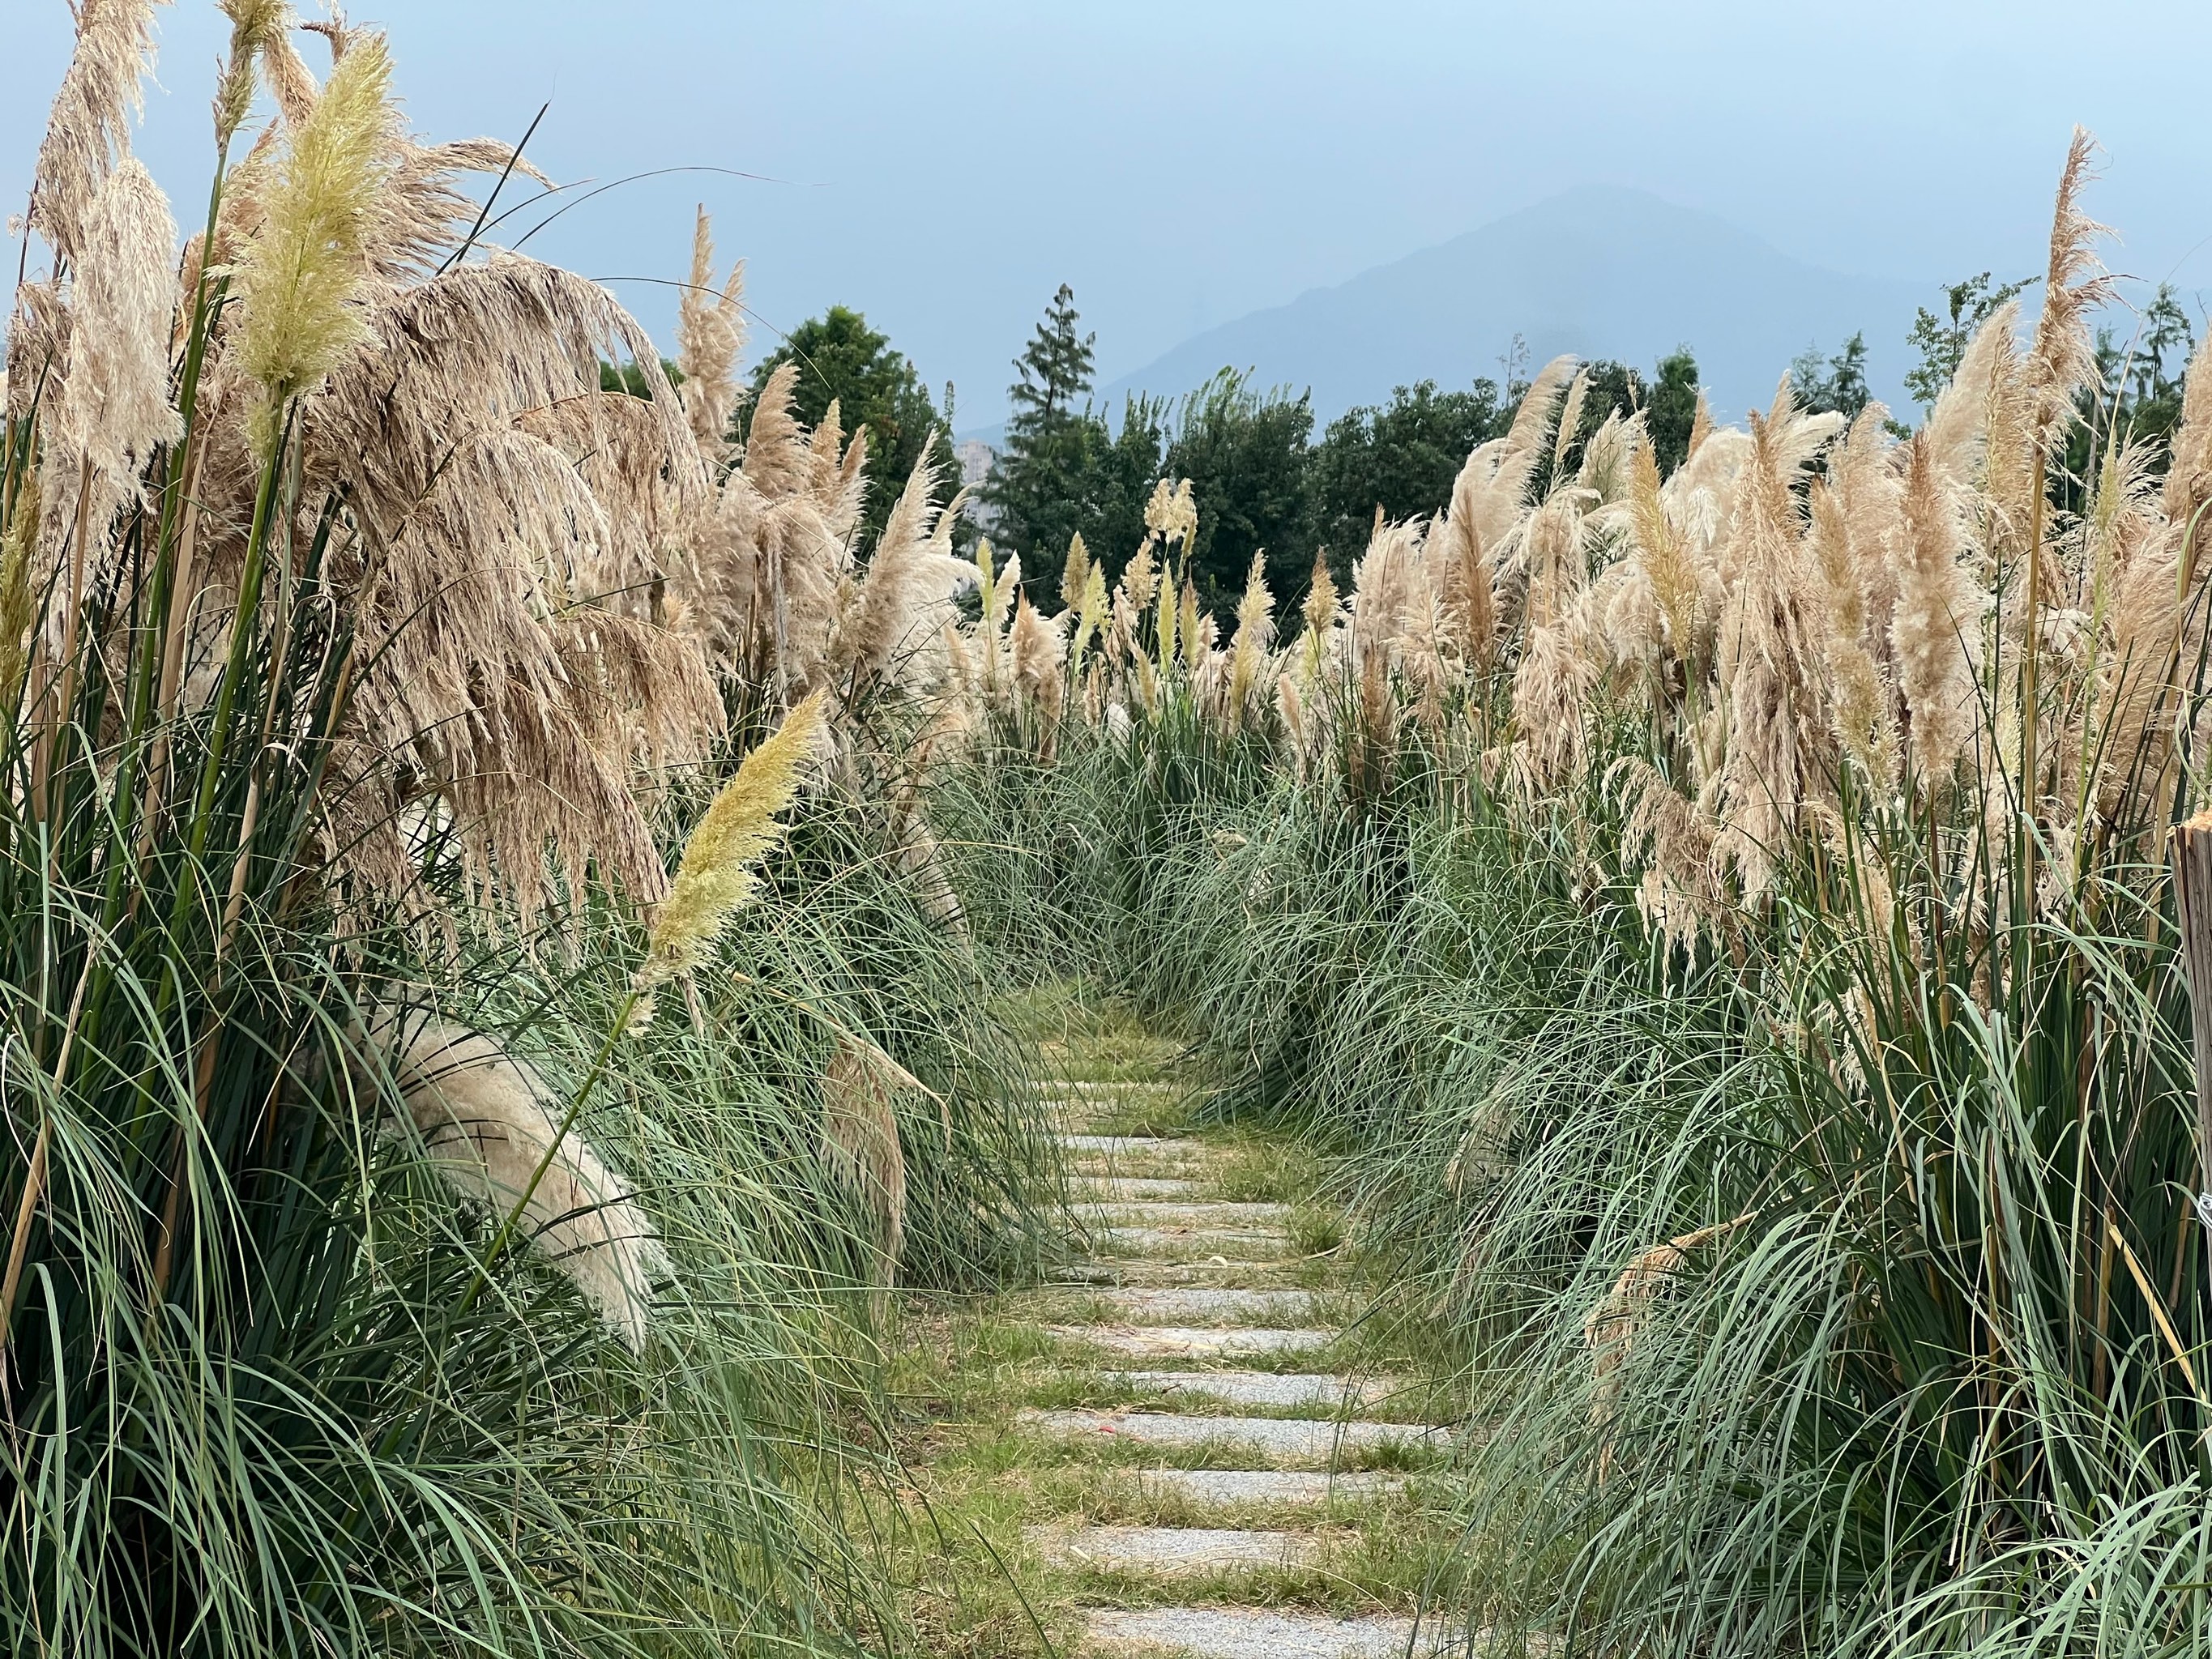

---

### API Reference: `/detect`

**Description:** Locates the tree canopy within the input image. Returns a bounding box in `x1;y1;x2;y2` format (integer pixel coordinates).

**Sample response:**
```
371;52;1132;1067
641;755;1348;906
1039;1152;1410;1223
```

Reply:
1646;348;1701;472
1166;371;1318;608
1902;271;2038;411
1790;332;1872;420
982;284;1104;578
1310;378;1512;572
741;305;959;553
978;284;1715;614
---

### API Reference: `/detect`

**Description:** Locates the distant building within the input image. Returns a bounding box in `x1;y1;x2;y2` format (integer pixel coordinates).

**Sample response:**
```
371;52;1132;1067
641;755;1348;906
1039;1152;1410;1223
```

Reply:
955;439;1000;531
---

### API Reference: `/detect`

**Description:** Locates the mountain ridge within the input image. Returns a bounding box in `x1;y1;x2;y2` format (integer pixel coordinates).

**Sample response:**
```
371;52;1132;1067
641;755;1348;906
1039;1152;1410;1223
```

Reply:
963;186;1930;444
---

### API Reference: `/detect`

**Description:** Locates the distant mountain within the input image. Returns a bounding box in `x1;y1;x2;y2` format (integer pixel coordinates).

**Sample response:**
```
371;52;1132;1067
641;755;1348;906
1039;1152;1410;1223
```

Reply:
1058;186;1930;434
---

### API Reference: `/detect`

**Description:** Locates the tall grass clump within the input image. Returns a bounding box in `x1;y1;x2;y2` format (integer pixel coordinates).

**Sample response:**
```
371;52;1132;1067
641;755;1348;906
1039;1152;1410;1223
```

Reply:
1;4;1055;1652
930;133;2212;1655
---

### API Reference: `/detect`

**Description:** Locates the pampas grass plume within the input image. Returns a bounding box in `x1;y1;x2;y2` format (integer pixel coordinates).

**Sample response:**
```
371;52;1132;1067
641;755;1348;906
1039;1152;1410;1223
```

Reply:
676;206;745;456
54;156;181;496
637;692;826;989
1144;477;1198;549
1228;552;1275;722
1062;531;1091;611
1629;439;1697;663
214;0;292;145
235;28;395;452
1072;559;1108;667
28;0;161;265
391;1019;666;1351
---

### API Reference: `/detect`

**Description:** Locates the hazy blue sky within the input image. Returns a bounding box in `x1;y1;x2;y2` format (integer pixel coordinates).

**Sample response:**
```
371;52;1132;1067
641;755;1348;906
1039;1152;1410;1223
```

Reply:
11;2;2212;424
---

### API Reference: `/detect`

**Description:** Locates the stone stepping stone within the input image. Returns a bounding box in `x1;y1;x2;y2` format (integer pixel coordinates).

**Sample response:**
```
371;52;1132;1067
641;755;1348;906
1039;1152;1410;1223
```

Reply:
1112;1369;1402;1410
1134;1468;1403;1505
1019;1409;1441;1463
1093;1227;1292;1261
1089;1201;1294;1228
1059;1135;1199;1154
1053;1261;1302;1291
1087;1607;1439;1659
1059;1133;1205;1165
1038;1524;1317;1574
1092;1287;1322;1325
1076;1178;1210;1201
1048;1324;1330;1360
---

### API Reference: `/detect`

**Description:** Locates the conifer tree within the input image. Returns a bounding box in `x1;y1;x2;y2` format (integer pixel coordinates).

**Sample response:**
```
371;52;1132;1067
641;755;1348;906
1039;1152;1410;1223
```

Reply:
984;284;1100;572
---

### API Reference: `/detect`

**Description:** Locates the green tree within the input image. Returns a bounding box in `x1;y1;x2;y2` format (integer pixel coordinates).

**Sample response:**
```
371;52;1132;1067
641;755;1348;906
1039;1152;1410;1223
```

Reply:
741;305;958;554
1063;395;1169;601
982;284;1102;570
1903;272;2037;411
1789;331;1872;420
1310;378;1510;575
600;357;681;398
1164;370;1317;611
1646;347;1701;473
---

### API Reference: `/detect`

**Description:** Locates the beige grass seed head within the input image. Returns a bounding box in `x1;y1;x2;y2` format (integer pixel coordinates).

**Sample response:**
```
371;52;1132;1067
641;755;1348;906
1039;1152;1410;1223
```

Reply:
234;28;397;454
637;692;827;991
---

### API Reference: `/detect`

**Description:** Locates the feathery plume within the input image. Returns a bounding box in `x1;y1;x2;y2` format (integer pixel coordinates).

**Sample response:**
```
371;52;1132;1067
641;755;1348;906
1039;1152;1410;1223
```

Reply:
1145;477;1198;550
1610;756;1723;956
2164;335;2212;553
635;693;826;991
1890;433;1987;787
28;0;162;266
977;544;1019;685
1155;561;1179;670
1577;407;1642;505
1629;439;1697;667
1227;553;1276;724
1071;559;1108;668
1298;549;1341;685
1550;366;1593;483
1505;356;1578;463
1009;591;1067;727
50;157;181;501
1710;397;1834;897
388;1019;666;1351
1522;493;1588;630
1513;618;1597;790
1685;390;1714;462
835;446;970;698
234;28;397;453
1433;454;1500;668
1061;531;1092;611
1119;537;1160;614
676;207;746;456
1925;304;2013;478
1584;1214;1751;1439
1808;478;1896;791
2025;129;2112;452
214;0;292;145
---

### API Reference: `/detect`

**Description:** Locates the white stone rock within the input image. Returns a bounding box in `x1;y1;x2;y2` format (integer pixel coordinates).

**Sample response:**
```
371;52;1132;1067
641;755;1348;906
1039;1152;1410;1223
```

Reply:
1087;1607;1449;1659
1112;1370;1405;1410
1037;1525;1315;1574
1048;1325;1332;1360
1018;1409;1443;1464
1093;1287;1323;1325
1133;1468;1403;1506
